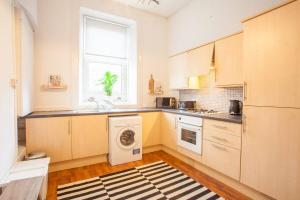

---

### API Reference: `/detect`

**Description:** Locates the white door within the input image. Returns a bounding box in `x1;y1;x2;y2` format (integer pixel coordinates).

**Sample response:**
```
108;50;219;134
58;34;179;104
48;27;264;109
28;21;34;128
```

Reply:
0;0;17;183
15;8;34;116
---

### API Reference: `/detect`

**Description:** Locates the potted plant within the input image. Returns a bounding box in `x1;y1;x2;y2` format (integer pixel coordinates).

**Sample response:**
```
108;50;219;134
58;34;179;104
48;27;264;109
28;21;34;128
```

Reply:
100;71;118;96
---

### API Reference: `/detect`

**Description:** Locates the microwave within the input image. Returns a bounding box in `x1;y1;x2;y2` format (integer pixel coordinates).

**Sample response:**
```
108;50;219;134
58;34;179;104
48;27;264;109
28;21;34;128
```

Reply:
156;97;176;109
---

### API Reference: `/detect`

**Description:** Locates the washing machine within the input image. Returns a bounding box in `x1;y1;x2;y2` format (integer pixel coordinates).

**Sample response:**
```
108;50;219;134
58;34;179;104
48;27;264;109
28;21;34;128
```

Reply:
109;115;142;166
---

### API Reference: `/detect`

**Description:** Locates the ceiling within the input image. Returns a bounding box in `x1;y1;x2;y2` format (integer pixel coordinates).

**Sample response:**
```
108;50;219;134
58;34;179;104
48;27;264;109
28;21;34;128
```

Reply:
114;0;193;17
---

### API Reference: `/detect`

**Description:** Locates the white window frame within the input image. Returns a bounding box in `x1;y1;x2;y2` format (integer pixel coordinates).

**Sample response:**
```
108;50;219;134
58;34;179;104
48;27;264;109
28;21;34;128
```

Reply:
78;8;138;108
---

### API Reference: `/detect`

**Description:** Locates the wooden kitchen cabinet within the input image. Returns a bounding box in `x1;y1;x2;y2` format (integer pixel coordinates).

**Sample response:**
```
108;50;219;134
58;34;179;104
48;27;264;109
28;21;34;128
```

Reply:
161;112;177;151
26;117;72;163
71;115;108;159
203;119;241;149
168;52;189;89
187;43;214;76
243;1;300;108
140;112;161;147
241;106;300;200
215;33;243;87
203;119;241;180
203;140;241;180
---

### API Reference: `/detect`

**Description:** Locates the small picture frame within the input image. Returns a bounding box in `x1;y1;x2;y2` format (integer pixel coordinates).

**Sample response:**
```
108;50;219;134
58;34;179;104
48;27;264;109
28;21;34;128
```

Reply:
49;75;61;87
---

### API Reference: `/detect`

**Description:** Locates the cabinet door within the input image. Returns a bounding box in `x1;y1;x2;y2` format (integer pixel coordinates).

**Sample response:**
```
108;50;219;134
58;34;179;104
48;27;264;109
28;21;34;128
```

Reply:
203;140;240;180
187;43;214;75
140;112;161;147
26;117;72;163
215;33;243;87
241;106;300;200
168;53;189;89
161;112;177;151
72;115;108;159
243;1;300;107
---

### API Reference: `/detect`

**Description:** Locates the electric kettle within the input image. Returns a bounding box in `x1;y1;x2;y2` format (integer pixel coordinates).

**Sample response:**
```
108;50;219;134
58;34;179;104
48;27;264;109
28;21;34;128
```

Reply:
229;100;243;115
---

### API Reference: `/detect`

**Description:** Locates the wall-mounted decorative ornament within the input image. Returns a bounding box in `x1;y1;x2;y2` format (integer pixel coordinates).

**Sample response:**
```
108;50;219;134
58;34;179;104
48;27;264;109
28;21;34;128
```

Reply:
49;75;61;87
148;74;155;94
148;74;163;95
41;75;67;90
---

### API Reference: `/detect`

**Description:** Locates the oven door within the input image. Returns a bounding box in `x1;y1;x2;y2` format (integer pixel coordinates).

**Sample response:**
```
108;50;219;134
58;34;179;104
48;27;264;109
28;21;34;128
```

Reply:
177;122;202;154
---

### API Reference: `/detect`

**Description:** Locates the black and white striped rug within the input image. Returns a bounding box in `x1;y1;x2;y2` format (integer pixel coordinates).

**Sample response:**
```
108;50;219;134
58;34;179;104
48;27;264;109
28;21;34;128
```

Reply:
57;161;224;200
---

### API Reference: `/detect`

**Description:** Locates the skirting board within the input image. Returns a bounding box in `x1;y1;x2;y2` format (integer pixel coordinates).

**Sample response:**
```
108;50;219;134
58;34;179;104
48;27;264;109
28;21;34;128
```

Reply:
49;155;107;173
142;144;162;154
161;145;272;200
49;145;162;172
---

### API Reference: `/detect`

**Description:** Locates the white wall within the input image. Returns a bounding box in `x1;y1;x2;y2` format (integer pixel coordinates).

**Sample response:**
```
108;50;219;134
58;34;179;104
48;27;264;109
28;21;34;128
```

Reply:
0;0;17;183
34;0;170;110
168;0;286;56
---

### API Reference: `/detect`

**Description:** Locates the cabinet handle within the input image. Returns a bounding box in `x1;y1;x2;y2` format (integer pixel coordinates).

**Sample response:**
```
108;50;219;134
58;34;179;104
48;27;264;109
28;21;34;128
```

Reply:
243;115;247;133
243;81;248;101
211;136;228;142
213;125;227;130
68;119;72;135
106;118;108;132
211;143;228;152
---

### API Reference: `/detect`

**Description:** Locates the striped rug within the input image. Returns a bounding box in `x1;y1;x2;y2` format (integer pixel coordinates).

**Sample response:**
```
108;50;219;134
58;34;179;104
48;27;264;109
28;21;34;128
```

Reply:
57;161;224;200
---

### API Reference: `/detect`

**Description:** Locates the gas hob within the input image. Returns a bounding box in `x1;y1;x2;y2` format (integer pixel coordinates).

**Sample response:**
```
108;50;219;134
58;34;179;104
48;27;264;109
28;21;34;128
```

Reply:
178;109;220;115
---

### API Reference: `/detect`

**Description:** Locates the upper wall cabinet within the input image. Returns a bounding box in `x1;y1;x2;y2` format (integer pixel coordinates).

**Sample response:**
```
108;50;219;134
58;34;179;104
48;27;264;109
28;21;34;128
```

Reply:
187;43;214;75
168;43;214;90
243;1;300;108
215;33;243;87
168;52;189;89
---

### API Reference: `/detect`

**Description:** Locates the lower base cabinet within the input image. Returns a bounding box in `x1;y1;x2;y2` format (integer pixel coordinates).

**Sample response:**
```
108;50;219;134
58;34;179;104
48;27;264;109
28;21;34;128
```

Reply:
26;115;108;163
140;112;161;147
72;115;108;159
202;140;240;180
161;112;177;151
26;117;72;163
202;119;242;180
241;106;300;200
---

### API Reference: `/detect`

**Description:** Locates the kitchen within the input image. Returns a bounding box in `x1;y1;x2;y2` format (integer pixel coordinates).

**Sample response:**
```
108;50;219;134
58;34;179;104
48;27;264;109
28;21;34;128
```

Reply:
0;0;299;200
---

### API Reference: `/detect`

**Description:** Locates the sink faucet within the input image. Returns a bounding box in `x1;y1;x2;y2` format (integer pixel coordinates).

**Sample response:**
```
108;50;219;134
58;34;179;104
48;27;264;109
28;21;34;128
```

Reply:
102;99;114;109
88;97;99;110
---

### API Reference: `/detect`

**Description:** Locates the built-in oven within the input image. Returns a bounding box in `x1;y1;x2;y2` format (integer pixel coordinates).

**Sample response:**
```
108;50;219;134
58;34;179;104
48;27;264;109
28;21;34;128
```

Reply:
176;115;202;154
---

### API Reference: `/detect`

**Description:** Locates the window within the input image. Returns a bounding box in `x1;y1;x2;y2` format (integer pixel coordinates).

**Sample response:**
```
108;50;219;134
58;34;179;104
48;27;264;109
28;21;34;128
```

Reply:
80;10;137;106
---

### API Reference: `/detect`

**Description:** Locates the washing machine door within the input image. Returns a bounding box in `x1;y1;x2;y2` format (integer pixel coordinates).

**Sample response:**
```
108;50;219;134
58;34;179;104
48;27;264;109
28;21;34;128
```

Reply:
117;128;136;149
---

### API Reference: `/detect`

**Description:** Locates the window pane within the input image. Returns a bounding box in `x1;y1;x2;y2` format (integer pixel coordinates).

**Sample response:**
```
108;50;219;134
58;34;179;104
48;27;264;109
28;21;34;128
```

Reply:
84;17;127;58
80;11;137;106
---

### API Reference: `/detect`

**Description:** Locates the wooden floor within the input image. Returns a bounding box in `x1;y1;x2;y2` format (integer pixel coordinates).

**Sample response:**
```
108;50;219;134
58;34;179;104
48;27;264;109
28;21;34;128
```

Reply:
47;151;250;200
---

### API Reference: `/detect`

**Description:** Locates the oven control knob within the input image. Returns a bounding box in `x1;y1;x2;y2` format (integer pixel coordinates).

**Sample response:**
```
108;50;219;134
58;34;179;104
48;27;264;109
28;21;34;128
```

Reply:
179;117;181;120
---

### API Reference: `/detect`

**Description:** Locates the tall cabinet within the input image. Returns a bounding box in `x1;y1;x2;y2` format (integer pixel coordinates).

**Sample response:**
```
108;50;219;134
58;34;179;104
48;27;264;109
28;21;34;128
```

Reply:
243;1;300;108
241;1;300;200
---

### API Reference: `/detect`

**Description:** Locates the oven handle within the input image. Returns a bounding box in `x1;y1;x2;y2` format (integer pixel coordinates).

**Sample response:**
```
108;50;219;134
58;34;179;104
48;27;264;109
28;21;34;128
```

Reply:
177;122;202;131
177;120;202;127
